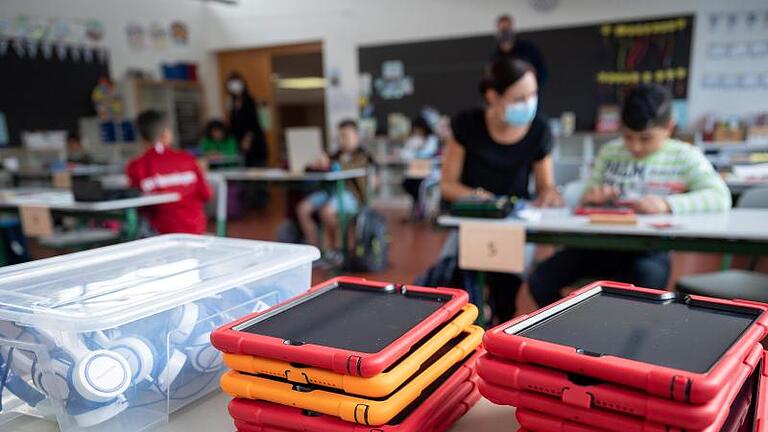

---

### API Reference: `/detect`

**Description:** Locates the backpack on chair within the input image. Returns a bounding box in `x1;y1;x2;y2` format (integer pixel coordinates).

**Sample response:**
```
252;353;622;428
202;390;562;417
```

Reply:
345;207;390;272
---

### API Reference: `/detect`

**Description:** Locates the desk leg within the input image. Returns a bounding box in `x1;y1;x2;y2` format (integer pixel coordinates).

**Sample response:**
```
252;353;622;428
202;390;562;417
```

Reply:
720;253;734;271
216;179;228;237
336;179;348;258
125;208;139;240
0;235;7;267
474;271;486;326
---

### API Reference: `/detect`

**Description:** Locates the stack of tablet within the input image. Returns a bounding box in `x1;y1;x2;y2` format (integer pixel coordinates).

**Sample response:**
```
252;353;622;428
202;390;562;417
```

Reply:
211;276;484;431
476;281;768;432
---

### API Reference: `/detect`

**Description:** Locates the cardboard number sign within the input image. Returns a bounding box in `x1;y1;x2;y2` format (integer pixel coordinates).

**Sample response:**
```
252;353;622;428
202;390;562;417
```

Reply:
52;171;72;189
19;205;54;238
459;222;525;273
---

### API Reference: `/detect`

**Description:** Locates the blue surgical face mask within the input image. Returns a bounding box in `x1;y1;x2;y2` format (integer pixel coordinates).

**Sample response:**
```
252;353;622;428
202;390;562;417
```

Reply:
504;96;538;126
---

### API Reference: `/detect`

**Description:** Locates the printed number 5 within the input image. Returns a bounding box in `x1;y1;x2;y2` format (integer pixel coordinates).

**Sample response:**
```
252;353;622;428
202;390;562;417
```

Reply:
487;241;498;257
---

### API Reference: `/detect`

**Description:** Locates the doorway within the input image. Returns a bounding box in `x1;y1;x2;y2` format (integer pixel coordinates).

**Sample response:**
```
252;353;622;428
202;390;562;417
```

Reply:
216;42;325;167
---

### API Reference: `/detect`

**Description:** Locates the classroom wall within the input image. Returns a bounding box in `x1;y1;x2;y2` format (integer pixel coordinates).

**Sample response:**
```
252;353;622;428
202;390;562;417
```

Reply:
204;0;768;135
4;0;766;143
1;0;222;119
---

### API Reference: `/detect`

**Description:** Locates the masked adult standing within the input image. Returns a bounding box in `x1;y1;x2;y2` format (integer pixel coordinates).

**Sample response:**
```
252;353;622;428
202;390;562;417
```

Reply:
440;58;562;323
491;14;549;89
225;72;269;167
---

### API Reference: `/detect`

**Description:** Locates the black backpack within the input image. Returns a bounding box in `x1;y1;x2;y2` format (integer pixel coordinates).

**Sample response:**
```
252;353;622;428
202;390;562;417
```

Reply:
345;207;390;272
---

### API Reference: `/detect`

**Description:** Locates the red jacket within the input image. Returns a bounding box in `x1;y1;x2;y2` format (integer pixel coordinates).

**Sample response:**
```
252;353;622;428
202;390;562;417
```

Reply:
127;144;212;234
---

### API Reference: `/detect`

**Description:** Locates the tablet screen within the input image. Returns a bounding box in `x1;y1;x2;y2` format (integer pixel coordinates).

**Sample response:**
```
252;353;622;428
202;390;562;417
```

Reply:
234;281;452;353
509;287;758;373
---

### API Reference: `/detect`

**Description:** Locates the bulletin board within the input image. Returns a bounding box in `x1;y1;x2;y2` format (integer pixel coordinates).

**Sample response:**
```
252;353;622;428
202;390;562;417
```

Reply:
0;40;110;146
358;14;694;132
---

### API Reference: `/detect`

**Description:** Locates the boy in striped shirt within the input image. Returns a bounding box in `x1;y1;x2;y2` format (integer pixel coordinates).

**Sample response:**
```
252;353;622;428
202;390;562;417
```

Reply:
528;84;731;307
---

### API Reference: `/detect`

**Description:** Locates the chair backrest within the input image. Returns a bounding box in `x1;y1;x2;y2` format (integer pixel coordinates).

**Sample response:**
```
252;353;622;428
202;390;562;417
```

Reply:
562;180;587;209
737;187;768;209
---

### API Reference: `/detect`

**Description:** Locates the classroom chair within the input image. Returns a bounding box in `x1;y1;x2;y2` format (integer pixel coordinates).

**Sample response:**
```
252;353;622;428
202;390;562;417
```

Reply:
561;179;587;209
676;186;768;303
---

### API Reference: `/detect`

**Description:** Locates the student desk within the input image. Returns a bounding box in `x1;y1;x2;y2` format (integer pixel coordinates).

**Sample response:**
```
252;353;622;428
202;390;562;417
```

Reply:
439;208;768;321
219;168;369;256
0;188;180;245
3;391;517;432
99;173;230;237
725;176;768;195
439;208;768;256
10;165;123;187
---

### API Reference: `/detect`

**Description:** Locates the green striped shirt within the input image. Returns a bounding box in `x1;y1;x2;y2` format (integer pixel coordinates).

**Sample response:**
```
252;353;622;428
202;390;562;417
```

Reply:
586;139;732;214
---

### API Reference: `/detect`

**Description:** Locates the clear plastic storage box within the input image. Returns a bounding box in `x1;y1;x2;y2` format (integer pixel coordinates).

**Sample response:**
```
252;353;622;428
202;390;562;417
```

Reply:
0;234;319;432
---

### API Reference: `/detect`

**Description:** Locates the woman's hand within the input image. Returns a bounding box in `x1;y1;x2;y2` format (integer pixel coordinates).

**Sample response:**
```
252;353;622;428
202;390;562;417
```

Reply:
470;188;494;199
582;185;620;206
240;132;254;152
534;186;564;208
633;195;671;214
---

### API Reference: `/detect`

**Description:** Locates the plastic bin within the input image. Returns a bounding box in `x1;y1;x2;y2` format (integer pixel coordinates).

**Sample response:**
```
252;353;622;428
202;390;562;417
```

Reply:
0;234;319;432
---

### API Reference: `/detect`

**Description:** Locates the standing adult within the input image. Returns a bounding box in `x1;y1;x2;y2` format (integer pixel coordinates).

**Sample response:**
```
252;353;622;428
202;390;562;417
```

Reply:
225;72;269;167
490;14;549;89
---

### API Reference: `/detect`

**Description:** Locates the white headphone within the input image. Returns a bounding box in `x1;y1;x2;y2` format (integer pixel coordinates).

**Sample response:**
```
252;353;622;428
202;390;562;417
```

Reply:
0;301;220;428
0;284;274;428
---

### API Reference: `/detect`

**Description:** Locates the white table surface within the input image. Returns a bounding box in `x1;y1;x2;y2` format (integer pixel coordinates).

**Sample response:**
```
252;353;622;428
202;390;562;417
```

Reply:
4;391;517;432
439;208;768;243
0;189;180;212
219;168;367;182
725;177;768;193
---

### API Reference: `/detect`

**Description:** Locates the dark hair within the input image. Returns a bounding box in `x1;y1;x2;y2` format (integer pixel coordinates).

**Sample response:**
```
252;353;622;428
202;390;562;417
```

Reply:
337;119;358;131
621;84;672;132
204;119;229;140
411;116;433;136
479;58;534;96
67;130;79;142
137;110;169;142
496;14;512;24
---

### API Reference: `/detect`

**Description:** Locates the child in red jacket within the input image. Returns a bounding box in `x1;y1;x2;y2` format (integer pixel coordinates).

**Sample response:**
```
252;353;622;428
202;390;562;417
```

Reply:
127;110;211;234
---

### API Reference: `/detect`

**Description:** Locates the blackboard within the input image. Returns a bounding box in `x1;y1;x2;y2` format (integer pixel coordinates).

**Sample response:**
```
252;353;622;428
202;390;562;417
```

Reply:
0;40;110;146
359;14;693;132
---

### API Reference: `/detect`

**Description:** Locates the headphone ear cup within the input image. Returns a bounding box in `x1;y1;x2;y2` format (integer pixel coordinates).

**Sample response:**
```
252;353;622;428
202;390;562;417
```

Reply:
107;336;156;384
187;329;222;374
156;349;188;393
71;350;131;403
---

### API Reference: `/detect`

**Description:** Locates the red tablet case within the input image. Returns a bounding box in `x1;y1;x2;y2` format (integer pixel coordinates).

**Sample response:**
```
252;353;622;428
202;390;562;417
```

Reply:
481;357;761;432
758;353;768;432
212;276;468;377
476;345;763;429
518;365;768;432
483;281;768;404
228;350;483;432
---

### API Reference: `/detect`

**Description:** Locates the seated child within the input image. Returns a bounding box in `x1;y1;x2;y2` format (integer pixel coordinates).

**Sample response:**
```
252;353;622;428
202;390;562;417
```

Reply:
528;84;731;307
401;116;440;219
200;120;239;157
296;119;377;264
127;110;212;234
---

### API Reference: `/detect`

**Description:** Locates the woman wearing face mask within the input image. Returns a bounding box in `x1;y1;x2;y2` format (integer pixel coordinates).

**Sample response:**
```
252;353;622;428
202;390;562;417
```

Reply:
439;58;562;323
225;72;269;167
